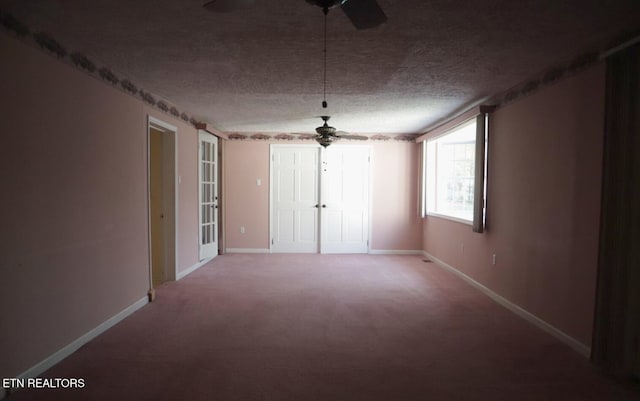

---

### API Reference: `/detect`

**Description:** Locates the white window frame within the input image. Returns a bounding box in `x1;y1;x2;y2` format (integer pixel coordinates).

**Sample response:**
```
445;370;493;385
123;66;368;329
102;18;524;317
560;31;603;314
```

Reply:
424;119;476;224
420;110;489;232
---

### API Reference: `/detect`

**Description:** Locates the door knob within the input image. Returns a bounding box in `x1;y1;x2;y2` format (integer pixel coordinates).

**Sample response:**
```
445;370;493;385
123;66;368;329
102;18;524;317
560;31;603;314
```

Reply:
322;204;327;208
313;204;319;208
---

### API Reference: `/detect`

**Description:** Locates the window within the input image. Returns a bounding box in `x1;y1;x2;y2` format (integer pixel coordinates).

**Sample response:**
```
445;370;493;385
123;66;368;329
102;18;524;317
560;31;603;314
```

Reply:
424;119;477;223
419;107;490;232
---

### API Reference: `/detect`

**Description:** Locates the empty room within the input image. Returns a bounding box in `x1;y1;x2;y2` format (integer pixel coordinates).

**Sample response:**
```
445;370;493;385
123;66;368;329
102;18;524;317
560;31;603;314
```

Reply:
1;1;639;400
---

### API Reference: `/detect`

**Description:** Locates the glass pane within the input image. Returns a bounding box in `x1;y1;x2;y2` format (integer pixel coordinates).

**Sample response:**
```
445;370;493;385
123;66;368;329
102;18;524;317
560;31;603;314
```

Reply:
428;120;476;221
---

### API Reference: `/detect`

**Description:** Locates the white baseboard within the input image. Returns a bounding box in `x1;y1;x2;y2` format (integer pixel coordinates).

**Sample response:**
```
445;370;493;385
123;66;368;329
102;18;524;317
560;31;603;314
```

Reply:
423;251;591;358
224;249;424;255
177;257;213;280
225;248;271;254
369;249;424;255
2;296;148;399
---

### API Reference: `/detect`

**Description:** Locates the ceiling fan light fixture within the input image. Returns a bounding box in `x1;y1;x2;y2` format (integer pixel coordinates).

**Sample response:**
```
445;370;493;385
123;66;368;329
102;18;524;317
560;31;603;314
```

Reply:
317;135;337;148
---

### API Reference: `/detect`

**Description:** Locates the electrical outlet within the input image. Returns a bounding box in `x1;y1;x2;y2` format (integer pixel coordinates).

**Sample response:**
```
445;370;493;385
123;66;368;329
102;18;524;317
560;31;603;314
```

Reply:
492;254;497;265
240;226;245;234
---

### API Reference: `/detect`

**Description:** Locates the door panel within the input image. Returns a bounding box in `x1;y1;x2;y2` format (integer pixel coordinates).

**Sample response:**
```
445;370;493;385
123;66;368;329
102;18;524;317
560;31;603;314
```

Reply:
321;146;370;254
150;129;165;284
271;146;319;253
199;131;218;260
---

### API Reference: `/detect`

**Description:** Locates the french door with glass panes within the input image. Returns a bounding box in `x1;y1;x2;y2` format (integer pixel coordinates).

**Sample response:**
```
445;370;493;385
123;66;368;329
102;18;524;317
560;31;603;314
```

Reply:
199;131;218;260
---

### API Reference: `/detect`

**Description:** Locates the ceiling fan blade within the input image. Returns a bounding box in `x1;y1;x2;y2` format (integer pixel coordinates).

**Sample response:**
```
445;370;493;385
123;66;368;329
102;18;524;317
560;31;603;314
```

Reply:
335;131;368;140
203;0;255;13
340;0;387;30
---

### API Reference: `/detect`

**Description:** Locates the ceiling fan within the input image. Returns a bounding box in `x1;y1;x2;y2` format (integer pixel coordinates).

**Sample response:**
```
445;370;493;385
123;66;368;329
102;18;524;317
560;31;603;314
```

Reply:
203;0;387;30
312;116;368;147
204;0;382;146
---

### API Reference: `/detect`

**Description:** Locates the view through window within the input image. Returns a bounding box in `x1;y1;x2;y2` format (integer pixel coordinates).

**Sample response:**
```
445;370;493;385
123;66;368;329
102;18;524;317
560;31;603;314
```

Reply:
424;119;476;222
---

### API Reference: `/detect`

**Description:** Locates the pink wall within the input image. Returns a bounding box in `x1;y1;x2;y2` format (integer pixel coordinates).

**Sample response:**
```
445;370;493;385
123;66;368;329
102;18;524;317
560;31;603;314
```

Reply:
224;141;271;249
0;34;199;378
371;142;423;251
223;141;422;251
423;64;606;346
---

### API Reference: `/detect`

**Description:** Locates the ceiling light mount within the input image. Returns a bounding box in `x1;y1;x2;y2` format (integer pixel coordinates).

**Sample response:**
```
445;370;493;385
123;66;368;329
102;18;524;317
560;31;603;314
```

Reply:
305;0;348;14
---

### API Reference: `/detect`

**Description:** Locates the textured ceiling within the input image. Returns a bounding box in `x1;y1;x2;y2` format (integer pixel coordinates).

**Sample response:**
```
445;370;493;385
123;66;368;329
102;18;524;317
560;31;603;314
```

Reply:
2;0;640;134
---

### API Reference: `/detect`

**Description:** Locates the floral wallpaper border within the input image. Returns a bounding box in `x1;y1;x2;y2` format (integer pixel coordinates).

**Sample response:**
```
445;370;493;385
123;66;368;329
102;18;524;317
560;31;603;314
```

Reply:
225;132;420;142
0;9;202;127
491;29;640;108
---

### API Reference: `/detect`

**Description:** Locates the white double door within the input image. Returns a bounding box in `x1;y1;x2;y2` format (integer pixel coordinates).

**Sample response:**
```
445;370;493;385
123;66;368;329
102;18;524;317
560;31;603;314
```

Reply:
271;144;370;254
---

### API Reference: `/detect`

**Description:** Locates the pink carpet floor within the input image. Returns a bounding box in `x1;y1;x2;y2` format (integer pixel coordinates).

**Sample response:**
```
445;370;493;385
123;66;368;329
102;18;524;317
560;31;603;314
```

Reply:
8;254;640;400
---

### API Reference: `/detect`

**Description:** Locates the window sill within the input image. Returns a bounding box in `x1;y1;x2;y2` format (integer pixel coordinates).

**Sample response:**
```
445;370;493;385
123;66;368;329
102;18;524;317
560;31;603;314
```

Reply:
425;212;472;226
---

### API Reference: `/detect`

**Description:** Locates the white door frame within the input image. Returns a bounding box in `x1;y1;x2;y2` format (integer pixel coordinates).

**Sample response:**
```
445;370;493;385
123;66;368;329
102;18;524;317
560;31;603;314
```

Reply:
147;116;178;295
